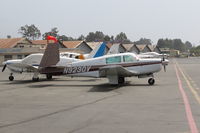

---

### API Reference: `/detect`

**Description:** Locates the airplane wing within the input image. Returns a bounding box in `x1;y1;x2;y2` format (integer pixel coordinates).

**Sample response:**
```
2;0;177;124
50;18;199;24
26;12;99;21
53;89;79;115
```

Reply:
24;65;39;72
99;65;139;77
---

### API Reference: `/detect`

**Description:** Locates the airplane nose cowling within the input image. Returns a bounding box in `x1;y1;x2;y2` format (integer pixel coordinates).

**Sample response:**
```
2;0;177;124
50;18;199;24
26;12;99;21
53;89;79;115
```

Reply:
2;61;7;65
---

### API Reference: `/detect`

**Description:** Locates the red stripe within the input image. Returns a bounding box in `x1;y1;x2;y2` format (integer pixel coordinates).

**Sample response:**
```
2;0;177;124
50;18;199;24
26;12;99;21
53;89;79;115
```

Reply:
174;65;199;133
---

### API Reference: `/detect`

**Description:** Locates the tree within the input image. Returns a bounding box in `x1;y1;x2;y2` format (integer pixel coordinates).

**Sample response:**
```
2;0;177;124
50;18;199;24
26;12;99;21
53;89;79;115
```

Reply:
185;41;192;50
157;38;173;48
190;45;200;56
77;35;85;40
85;31;105;42
7;35;11;38
104;35;111;42
86;32;95;42
18;24;41;40
114;32;131;43
58;35;69;41
42;27;59;40
134;38;152;45
173;39;185;52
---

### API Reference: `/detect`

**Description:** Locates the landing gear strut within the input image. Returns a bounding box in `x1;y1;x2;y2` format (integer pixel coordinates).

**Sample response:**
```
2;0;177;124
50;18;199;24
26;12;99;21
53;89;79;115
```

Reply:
9;73;14;81
32;72;39;81
148;78;155;85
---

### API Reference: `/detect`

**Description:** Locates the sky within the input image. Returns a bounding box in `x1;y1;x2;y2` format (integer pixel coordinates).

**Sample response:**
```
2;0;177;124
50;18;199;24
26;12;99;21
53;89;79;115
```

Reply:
0;0;200;45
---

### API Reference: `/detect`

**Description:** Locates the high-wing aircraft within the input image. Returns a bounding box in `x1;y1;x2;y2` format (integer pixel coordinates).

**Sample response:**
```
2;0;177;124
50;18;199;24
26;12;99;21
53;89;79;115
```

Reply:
38;41;169;85
2;39;106;81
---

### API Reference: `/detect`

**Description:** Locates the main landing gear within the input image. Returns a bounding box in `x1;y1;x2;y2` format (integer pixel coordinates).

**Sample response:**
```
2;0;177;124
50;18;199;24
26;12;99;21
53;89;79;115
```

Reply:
32;72;39;81
118;77;125;84
46;74;52;80
148;78;155;85
32;77;39;81
9;73;14;81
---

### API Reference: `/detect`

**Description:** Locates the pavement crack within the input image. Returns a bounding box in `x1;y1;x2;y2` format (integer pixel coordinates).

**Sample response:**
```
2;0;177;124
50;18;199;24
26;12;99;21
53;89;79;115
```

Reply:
0;92;121;129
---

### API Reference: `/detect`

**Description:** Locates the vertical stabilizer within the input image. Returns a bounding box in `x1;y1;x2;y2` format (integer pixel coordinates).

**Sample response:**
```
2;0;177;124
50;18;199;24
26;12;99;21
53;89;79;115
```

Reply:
39;43;60;68
107;44;120;55
87;42;106;59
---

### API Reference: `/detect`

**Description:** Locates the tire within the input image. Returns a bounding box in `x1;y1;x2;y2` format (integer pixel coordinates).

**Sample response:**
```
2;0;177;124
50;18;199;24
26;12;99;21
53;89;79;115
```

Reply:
9;76;14;81
32;77;39;81
46;74;52;80
118;77;125;84
148;78;155;85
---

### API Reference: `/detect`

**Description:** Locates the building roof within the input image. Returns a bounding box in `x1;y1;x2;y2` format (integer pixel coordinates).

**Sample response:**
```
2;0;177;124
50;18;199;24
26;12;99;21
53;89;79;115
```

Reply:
136;45;147;51
87;42;103;49
0;38;25;48
62;41;84;48
122;44;134;51
106;43;113;49
31;40;48;45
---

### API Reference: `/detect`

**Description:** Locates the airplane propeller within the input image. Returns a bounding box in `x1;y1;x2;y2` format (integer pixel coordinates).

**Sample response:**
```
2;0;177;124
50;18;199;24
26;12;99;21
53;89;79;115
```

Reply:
162;54;166;72
2;64;7;72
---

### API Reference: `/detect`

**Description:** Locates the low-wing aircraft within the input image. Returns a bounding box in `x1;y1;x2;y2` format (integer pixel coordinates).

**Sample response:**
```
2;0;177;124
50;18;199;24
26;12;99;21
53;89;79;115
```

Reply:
2;38;106;81
38;41;169;85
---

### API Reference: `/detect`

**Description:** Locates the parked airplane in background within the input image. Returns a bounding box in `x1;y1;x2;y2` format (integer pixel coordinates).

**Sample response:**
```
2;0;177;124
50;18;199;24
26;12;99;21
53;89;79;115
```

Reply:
107;44;168;59
138;52;168;59
60;42;106;59
2;40;106;81
38;39;169;85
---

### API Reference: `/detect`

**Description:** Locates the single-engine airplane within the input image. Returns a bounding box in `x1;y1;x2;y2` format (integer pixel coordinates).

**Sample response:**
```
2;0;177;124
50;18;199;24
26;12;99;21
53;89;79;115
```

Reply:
38;40;169;85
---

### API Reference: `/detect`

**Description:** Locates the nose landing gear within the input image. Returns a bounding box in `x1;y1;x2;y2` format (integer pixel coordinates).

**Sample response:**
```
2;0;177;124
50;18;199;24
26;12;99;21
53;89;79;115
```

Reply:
9;73;14;81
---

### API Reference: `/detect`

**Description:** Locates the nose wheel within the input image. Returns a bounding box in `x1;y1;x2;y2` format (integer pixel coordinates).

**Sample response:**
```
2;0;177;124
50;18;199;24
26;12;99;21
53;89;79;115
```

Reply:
9;75;14;81
148;78;155;85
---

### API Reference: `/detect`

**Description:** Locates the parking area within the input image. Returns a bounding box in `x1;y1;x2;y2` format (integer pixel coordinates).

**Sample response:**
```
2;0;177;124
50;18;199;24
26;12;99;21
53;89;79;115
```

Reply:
0;57;200;133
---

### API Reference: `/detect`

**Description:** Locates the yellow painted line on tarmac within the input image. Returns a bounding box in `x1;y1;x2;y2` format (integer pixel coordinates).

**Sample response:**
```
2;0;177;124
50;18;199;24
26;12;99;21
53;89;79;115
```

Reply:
175;62;200;104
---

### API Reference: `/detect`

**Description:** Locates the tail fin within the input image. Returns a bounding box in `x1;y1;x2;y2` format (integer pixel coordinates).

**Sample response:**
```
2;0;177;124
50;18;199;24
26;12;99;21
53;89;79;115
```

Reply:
87;42;106;59
107;43;120;55
39;43;60;68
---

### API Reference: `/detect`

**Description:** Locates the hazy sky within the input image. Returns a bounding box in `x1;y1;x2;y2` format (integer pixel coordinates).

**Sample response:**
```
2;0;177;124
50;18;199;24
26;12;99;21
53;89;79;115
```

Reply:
0;0;200;45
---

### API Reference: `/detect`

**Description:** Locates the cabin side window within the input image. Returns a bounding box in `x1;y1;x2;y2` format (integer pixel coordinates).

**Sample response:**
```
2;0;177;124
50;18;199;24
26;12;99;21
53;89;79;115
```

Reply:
106;56;121;64
123;55;134;62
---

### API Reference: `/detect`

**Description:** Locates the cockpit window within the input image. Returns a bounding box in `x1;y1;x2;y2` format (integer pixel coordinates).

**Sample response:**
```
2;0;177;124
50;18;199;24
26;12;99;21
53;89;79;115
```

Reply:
106;56;121;64
123;55;134;62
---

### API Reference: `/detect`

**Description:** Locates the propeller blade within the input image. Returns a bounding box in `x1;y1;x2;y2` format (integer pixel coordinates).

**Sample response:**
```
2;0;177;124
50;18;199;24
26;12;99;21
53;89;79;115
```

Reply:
162;54;165;61
2;64;7;72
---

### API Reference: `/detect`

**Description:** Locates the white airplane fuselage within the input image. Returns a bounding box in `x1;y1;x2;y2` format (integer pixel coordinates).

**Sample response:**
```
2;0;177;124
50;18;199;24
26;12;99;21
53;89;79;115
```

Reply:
3;53;79;73
61;53;164;78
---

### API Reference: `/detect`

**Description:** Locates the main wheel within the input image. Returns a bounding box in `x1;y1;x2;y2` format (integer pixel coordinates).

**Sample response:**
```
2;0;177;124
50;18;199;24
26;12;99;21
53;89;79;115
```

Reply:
148;78;155;85
118;77;125;84
32;77;39;81
46;74;52;80
9;76;14;81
